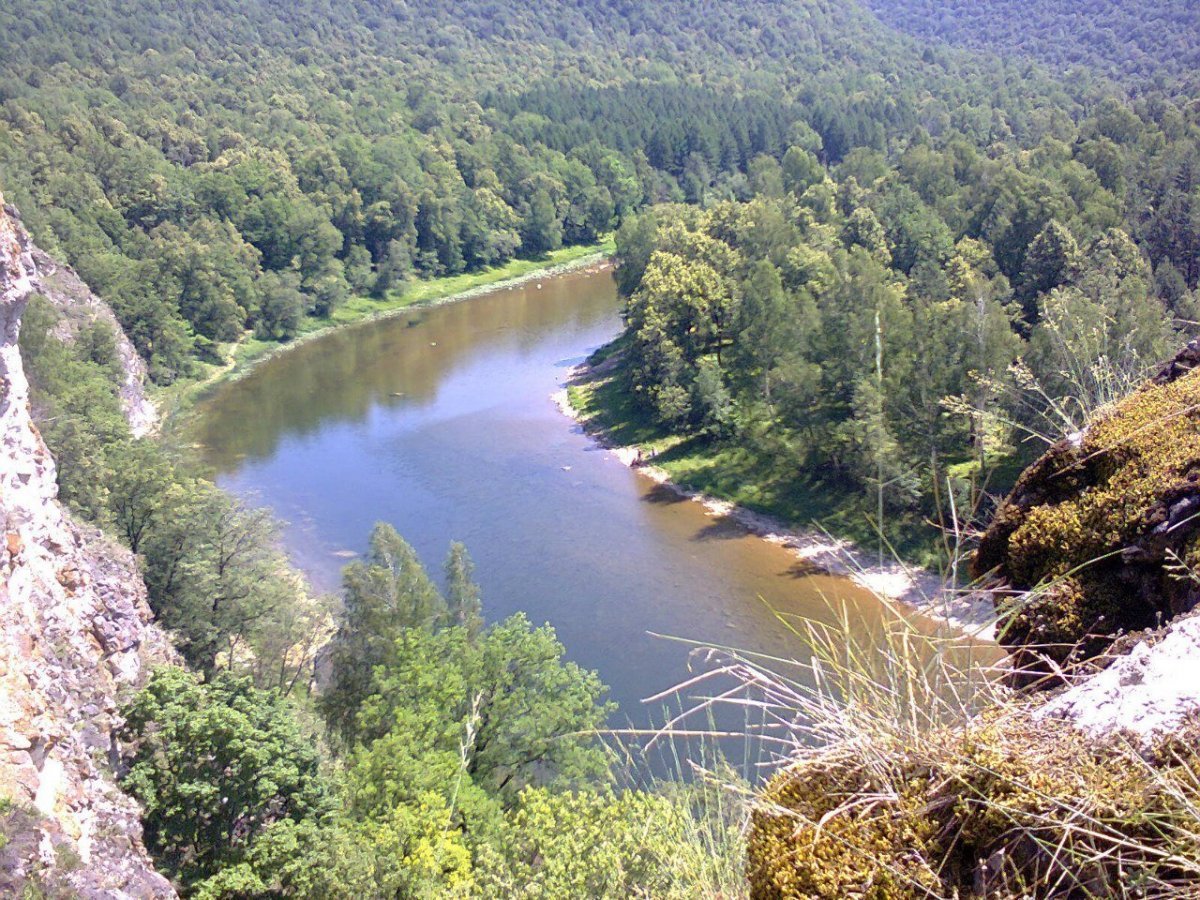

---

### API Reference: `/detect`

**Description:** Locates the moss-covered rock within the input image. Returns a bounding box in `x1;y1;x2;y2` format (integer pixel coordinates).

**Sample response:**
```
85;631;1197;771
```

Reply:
974;341;1200;678
747;715;1200;898
749;745;941;898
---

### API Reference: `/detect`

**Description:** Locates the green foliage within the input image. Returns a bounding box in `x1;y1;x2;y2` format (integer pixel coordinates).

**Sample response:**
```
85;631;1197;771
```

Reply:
867;0;1200;86
190;811;476;900
320;523;448;744
0;796;11;851
1;0;967;382
475;786;734;898
255;270;304;341
141;483;301;677
11;0;1190;388
444;541;483;637
1018;219;1079;310
119;669;329;890
17;295;130;521
605;123;1185;559
116;526;739;898
322;530;612;804
355;614;612;806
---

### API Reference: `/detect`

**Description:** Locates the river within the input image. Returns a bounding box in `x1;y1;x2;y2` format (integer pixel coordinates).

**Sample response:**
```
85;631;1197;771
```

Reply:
193;266;982;766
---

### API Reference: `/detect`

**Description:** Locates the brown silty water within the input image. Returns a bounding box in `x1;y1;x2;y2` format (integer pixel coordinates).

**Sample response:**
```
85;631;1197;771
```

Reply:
193;267;998;768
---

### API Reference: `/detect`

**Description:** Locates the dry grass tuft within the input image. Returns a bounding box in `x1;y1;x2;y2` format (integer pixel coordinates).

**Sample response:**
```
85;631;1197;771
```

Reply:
724;605;1200;899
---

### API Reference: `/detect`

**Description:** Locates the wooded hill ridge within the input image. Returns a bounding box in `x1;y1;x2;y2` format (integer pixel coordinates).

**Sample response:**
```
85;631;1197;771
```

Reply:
866;0;1200;87
0;0;1098;384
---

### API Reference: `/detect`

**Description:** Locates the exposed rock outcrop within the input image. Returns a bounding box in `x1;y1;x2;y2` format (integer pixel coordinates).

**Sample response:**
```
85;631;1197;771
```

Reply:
973;342;1200;682
1037;608;1200;743
1;202;157;437
0;193;175;896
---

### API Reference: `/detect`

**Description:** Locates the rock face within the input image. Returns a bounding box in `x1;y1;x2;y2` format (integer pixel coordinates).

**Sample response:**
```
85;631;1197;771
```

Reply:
0;193;175;896
1038;609;1200;743
973;342;1200;682
2;201;157;437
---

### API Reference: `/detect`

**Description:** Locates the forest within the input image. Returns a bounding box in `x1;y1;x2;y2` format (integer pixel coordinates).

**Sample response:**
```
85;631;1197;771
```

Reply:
866;0;1200;86
1;0;1088;383
7;0;1200;895
600;91;1200;554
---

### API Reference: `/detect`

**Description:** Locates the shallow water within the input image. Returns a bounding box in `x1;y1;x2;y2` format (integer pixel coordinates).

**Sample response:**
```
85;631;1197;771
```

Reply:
193;268;986;761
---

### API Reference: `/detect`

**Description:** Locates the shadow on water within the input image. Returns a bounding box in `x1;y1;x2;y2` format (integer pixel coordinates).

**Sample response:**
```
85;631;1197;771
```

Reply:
641;482;690;505
691;518;755;543
785;560;827;579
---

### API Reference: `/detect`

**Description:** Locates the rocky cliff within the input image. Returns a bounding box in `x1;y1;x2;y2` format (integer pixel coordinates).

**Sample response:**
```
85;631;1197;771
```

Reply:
967;339;1200;739
0;194;174;896
2;202;157;438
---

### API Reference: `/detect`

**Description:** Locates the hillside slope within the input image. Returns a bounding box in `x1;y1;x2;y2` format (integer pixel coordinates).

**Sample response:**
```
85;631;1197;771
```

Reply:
0;193;173;896
0;0;1075;383
13;203;158;438
865;0;1200;86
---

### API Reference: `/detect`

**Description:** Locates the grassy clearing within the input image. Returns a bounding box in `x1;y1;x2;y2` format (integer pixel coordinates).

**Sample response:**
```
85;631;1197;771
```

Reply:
157;238;613;430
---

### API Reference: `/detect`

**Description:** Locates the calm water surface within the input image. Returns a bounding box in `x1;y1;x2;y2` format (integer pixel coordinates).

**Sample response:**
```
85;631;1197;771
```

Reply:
194;269;974;750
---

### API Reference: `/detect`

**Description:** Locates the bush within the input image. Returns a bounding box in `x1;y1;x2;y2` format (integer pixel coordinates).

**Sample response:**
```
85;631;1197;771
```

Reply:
119;669;330;889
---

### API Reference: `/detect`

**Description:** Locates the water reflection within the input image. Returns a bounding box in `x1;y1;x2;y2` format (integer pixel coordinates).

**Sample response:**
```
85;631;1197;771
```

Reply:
194;269;998;773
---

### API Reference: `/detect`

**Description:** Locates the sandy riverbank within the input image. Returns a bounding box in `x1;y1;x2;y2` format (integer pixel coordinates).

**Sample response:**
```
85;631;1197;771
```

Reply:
553;359;998;642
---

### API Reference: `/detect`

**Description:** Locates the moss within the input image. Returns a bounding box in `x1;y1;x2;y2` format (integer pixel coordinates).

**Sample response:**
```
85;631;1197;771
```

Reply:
52;842;81;873
749;746;941;899
748;715;1200;898
975;365;1200;667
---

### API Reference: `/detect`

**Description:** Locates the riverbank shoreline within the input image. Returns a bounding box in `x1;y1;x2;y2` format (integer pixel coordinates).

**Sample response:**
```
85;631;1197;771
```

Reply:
554;355;998;642
159;244;614;431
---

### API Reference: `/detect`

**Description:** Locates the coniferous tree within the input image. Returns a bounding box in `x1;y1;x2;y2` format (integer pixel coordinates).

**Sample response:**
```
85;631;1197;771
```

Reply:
443;541;483;638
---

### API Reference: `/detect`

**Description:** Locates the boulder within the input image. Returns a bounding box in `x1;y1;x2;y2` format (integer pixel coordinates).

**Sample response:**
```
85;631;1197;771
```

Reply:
974;341;1200;682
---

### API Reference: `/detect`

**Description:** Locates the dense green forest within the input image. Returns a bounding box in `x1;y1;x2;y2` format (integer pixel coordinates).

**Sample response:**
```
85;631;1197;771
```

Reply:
571;3;1200;555
599;89;1200;552
0;0;1091;383
10;0;1200;895
866;0;1200;87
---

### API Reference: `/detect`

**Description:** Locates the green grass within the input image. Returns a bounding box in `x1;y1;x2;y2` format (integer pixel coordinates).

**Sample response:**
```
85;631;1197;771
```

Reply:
567;348;941;563
158;238;613;430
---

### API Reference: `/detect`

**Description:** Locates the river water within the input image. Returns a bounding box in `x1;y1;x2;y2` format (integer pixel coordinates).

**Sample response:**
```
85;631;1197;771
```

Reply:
193;267;980;763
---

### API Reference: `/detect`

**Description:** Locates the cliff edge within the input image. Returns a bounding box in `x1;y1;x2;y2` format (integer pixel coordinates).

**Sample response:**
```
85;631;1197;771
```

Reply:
748;343;1200;897
0;194;174;896
2;201;157;438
